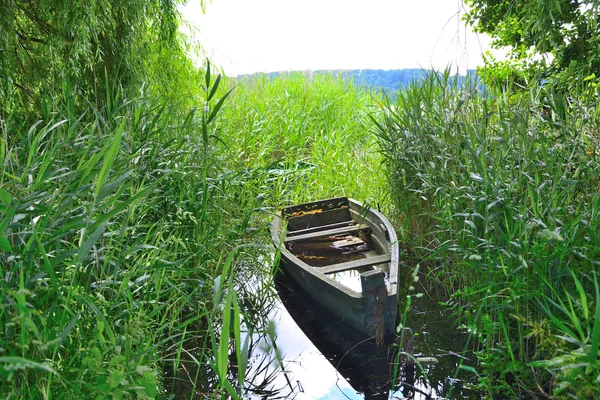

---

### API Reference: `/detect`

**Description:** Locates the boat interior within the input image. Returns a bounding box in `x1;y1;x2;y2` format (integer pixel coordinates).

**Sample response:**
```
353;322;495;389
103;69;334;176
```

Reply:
281;198;392;291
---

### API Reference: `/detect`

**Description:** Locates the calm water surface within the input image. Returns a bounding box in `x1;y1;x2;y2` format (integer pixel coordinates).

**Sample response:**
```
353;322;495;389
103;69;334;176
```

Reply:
244;271;481;399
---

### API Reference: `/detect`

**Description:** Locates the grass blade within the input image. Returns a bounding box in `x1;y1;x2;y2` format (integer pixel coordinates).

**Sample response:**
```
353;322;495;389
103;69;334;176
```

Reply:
590;276;600;365
95;118;125;198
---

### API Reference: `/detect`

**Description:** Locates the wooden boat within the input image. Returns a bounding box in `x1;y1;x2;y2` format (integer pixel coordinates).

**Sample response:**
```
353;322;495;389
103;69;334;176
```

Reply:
271;197;399;344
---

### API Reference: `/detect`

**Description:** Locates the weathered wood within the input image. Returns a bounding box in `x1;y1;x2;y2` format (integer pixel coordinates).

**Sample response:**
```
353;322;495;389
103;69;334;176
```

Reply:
288;235;366;255
284;224;369;243
331;236;364;249
287;207;352;231
286;220;356;236
294;253;365;267
361;268;386;292
320;254;391;274
282;197;349;218
361;269;387;345
287;234;368;266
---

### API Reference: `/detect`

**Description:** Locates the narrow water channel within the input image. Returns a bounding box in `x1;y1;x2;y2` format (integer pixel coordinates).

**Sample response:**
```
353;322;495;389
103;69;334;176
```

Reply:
244;271;481;399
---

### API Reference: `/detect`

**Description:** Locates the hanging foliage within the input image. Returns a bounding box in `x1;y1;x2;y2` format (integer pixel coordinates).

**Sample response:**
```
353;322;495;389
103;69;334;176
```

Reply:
0;0;203;120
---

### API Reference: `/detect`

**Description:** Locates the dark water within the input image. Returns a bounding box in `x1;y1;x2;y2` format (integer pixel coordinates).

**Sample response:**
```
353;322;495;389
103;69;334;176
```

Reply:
244;271;481;399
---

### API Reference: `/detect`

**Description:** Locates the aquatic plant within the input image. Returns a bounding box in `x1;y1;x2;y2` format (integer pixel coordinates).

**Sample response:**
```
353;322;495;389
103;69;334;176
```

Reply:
373;69;600;398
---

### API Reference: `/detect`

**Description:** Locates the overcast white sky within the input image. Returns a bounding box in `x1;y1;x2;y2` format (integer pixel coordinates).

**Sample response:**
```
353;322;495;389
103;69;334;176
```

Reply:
181;0;498;76
181;0;497;75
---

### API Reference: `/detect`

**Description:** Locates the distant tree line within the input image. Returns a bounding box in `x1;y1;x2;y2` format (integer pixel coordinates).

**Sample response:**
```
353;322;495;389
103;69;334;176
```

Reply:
334;69;429;91
237;69;477;93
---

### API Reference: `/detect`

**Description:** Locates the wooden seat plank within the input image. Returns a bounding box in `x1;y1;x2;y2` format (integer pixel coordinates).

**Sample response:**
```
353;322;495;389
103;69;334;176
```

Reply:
287;220;356;237
320;254;392;274
284;224;369;243
286;207;352;231
282;197;349;217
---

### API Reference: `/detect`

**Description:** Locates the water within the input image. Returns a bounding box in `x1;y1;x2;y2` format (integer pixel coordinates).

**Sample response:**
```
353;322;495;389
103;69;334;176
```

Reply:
244;271;481;399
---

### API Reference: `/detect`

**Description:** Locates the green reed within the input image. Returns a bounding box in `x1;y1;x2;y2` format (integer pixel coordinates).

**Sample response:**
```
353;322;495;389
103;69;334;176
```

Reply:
374;70;600;398
0;65;393;398
0;65;270;399
222;71;387;210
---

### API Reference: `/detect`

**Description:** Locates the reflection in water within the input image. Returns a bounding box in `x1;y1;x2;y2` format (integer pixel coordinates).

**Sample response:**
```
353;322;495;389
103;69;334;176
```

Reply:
244;270;481;399
276;271;396;399
328;269;364;293
396;289;482;400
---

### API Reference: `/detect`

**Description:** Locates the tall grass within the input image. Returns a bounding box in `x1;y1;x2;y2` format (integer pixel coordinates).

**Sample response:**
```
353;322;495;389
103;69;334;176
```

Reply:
0;67;392;397
0;66;277;398
223;72;388;210
374;70;600;398
6;57;598;398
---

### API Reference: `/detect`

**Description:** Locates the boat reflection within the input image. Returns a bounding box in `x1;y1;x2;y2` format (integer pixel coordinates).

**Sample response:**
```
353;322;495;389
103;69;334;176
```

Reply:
242;264;481;399
274;270;403;399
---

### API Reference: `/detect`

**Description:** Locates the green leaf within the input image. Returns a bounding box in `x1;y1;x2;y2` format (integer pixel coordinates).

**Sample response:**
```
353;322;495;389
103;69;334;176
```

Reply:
87;183;155;234
538;228;563;241
0;237;12;253
221;379;242;400
217;282;232;383
0;357;56;374
95;119;125;198
207;88;234;124
82;297;116;345
95;170;133;206
136;368;158;398
570;270;589;323
205;60;211;89
538;299;579;342
232;287;244;390
42;314;80;350
109;354;126;368
34;232;58;286
458;364;480;376
182;108;196;128
108;369;124;389
77;222;107;264
0;187;11;205
589;277;600;365
207;74;221;102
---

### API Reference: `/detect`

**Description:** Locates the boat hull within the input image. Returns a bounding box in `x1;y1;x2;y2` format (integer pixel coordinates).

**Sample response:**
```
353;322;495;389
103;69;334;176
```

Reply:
271;197;399;341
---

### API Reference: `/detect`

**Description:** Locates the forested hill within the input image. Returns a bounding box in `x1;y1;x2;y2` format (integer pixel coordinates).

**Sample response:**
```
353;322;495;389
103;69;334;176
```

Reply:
237;69;476;92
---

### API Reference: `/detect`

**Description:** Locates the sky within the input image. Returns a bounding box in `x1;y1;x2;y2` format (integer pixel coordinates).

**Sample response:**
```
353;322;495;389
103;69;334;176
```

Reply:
181;0;500;76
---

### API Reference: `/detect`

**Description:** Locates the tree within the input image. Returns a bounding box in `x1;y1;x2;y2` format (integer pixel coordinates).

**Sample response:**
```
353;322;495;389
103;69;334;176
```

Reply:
464;0;600;87
0;0;204;120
